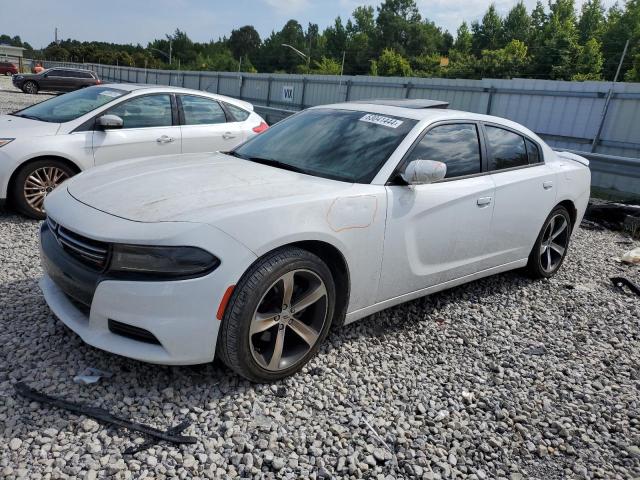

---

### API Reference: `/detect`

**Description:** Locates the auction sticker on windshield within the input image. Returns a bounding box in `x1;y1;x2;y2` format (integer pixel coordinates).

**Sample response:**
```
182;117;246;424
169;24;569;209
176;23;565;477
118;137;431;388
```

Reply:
359;113;404;128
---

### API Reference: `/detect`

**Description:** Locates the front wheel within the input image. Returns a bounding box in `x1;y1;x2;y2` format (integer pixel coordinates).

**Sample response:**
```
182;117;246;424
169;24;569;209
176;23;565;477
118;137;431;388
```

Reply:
11;159;75;219
217;247;336;382
527;206;572;278
22;81;38;94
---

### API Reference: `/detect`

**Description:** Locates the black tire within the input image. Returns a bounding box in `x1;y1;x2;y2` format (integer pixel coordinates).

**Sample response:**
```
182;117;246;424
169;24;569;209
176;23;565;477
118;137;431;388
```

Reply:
22;81;38;94
11;159;76;220
217;247;336;382
526;206;572;278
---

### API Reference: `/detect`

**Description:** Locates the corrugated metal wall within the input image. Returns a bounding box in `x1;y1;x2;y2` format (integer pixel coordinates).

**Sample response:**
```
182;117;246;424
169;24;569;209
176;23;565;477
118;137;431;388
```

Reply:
40;61;640;198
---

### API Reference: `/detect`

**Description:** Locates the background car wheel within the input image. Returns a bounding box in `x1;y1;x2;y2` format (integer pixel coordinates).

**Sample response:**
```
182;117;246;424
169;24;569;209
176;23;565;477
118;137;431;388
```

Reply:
22;81;38;94
218;247;336;382
526;206;572;278
11;159;75;219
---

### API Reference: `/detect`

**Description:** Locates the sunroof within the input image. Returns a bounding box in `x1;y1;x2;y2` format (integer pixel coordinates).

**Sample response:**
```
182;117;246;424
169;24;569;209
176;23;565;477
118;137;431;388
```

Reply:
351;99;449;109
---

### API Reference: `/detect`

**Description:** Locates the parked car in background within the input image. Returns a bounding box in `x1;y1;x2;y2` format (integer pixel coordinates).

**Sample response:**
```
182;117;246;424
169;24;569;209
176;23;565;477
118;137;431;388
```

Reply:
0;61;18;76
0;84;268;218
12;68;100;94
39;99;590;382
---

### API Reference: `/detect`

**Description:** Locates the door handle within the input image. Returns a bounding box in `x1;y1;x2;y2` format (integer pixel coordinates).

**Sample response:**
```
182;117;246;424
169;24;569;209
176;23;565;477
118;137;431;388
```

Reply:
222;132;237;140
477;197;492;207
156;135;174;144
543;181;554;190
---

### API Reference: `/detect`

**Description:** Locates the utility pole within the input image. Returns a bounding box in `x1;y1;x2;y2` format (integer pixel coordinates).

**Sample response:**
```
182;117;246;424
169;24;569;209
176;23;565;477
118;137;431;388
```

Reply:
54;27;58;44
591;39;630;152
169;39;172;66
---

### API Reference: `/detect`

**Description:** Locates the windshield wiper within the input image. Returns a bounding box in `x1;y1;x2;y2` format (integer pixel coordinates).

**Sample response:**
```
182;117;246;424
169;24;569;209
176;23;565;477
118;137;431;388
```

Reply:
11;113;42;121
244;157;309;175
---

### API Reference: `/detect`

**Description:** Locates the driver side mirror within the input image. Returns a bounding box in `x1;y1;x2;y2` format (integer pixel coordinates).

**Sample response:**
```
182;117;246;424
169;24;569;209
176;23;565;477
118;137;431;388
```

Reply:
401;160;447;185
96;114;123;130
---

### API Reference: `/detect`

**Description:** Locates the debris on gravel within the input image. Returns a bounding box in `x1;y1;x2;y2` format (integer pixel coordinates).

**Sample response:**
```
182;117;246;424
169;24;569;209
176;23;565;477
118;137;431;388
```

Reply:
0;83;639;479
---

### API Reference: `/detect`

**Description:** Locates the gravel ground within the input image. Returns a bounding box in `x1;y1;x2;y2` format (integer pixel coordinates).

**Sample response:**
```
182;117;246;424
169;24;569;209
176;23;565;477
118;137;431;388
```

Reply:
0;75;53;114
1;83;640;479
0;210;638;480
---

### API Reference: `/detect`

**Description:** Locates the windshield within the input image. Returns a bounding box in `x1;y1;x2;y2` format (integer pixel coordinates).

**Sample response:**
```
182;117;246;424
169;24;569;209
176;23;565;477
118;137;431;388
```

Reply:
233;108;417;183
12;86;128;123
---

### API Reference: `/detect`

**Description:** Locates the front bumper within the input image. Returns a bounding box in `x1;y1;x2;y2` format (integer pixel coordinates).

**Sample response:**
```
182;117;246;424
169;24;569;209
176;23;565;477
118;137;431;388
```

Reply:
39;191;257;365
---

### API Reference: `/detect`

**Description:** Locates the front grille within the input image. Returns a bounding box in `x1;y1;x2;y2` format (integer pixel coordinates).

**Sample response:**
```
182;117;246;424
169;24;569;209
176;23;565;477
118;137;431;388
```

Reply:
108;319;161;345
47;217;109;270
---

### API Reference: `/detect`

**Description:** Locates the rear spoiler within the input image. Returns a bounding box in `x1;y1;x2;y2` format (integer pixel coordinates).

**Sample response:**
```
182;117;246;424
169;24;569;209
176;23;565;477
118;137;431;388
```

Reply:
556;151;590;167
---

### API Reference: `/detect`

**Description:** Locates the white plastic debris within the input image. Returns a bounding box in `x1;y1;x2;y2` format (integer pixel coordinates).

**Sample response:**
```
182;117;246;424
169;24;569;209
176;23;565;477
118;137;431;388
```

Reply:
621;247;640;265
73;367;113;385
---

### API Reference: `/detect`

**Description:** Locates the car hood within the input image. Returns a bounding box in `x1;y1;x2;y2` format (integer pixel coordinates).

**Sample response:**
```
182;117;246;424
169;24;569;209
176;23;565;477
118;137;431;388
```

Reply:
67;152;350;223
0;115;61;136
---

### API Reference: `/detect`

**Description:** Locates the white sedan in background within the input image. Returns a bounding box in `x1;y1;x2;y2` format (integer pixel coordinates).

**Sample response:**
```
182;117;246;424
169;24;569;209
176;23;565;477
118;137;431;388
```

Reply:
0;84;267;218
39;99;591;382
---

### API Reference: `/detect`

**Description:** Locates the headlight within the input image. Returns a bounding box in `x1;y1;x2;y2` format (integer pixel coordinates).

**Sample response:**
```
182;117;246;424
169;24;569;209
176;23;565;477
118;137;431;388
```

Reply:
109;245;220;278
0;138;15;148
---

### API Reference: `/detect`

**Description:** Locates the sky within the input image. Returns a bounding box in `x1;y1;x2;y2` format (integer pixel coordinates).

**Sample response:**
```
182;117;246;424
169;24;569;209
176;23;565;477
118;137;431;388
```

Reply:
3;0;618;49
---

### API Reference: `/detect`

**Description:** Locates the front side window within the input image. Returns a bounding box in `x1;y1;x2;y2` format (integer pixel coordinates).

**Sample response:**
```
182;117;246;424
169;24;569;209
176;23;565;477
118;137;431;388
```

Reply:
11;86;128;123
47;69;64;77
181;95;226;125
233;108;417;183
406;123;481;179
486;125;528;171
108;94;173;129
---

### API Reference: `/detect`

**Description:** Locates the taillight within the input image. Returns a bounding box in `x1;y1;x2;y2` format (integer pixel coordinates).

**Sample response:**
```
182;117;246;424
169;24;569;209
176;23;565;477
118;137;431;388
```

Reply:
252;122;269;133
96;79;101;84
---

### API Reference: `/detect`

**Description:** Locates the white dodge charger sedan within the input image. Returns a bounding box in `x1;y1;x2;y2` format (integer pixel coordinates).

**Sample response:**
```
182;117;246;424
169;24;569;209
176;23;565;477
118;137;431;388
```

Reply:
39;99;590;382
0;84;267;218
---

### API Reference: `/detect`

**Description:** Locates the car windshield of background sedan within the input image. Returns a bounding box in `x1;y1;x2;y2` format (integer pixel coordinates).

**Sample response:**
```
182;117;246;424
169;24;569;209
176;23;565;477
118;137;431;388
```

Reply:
11;86;128;123
232;108;418;183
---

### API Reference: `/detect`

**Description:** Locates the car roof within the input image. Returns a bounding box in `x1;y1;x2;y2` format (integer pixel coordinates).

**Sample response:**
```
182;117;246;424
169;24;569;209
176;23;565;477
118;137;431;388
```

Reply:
349;99;449;109
312;100;540;139
94;83;255;111
46;67;95;73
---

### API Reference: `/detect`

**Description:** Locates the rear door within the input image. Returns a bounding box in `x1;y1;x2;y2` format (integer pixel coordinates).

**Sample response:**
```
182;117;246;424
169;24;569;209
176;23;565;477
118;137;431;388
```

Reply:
178;94;244;153
92;93;182;166
40;69;66;91
378;122;496;301
483;123;557;266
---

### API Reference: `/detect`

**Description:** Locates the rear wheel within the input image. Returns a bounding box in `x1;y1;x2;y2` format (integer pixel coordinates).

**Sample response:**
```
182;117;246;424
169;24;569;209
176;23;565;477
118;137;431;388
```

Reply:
217;247;336;382
526;206;572;278
11;159;75;219
22;81;38;94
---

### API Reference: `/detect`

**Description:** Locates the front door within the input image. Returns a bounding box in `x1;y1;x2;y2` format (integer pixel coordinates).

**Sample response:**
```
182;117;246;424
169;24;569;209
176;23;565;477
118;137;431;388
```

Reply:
92;94;181;166
378;122;496;302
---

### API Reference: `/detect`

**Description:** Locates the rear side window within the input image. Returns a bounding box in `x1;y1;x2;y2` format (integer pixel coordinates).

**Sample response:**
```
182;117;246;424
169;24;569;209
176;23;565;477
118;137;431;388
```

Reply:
108;94;173;129
225;103;250;122
406;123;482;179
525;139;541;164
181;95;226;125
486;126;528;171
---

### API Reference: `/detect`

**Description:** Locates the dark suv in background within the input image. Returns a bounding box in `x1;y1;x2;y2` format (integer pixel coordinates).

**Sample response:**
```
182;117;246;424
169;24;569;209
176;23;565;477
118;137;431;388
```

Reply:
0;61;18;75
12;68;100;94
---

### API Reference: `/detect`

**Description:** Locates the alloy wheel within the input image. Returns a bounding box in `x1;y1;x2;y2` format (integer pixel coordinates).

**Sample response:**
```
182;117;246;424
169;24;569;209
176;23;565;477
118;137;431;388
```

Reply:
250;269;328;372
24;82;37;94
24;167;69;213
540;213;569;273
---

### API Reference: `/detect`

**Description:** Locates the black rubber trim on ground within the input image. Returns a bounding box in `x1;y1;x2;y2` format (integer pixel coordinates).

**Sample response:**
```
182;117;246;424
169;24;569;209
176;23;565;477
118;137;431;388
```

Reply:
14;382;196;454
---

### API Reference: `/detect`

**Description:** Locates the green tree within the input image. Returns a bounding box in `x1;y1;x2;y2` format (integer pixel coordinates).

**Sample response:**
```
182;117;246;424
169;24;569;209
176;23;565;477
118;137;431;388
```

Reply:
375;0;421;54
371;48;412;76
578;0;605;43
313;56;342;74
228;26;261;61
503;2;531;44
602;0;640;80
472;4;504;53
479;39;529;78
454;22;473;54
624;52;640;81
572;37;604;79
